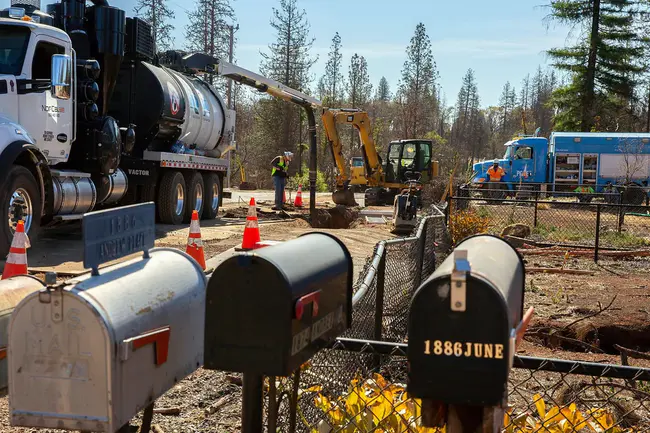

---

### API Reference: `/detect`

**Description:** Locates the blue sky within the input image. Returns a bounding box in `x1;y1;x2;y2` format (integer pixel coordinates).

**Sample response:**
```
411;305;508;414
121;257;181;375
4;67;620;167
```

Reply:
3;0;572;106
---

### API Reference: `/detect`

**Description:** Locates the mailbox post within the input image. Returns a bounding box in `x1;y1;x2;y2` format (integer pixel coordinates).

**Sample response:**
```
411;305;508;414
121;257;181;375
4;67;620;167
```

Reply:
407;234;527;433
8;203;208;433
204;232;353;433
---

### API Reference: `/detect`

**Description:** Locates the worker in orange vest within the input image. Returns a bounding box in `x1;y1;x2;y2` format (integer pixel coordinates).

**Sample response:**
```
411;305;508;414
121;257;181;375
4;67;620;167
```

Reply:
487;159;506;182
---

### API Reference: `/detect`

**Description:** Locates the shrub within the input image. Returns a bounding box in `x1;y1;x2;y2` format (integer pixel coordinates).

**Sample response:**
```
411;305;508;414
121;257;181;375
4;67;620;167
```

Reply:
449;209;490;245
308;375;635;433
288;165;329;192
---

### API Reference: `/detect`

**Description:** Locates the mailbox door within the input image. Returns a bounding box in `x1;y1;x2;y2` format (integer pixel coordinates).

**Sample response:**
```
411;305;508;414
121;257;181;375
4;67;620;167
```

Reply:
408;275;510;406
9;292;112;431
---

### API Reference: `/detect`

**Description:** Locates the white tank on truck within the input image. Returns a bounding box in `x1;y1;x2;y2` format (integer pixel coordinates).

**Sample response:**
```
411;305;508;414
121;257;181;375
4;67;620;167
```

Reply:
0;0;236;258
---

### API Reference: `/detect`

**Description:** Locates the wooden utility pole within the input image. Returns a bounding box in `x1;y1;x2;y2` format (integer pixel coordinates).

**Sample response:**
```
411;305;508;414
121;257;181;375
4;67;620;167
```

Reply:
225;23;238;189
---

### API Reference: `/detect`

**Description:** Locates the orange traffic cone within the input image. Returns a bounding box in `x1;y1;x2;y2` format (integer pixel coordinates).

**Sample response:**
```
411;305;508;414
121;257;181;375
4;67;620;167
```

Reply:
186;210;206;270
2;221;30;279
294;184;303;208
283;189;287;204
241;198;261;249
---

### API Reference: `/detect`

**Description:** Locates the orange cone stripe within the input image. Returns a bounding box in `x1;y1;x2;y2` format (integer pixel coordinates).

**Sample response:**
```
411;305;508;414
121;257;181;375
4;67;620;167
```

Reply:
9;247;26;254
189;232;201;238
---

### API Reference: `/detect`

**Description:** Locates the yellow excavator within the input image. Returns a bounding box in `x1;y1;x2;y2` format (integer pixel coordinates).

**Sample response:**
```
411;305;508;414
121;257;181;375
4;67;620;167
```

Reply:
322;108;439;206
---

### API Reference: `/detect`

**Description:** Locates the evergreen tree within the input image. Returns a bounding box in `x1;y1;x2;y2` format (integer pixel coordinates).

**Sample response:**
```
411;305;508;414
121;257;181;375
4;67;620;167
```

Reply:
398;23;439;137
134;0;175;52
548;0;645;131
260;0;316;90
498;81;517;140
320;32;344;105
347;54;372;109
185;0;234;57
346;53;372;151
376;77;391;102
258;0;317;174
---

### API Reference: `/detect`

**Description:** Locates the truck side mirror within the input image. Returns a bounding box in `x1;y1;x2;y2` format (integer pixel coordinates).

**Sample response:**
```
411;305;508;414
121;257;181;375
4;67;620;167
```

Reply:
408;234;528;433
51;54;72;100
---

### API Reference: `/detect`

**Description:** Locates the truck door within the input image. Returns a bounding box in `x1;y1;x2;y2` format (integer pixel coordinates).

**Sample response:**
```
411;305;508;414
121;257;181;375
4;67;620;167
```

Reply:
17;36;73;165
511;145;535;182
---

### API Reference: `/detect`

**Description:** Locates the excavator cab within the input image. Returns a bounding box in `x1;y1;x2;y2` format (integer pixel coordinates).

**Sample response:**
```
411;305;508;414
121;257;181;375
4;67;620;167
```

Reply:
384;140;435;184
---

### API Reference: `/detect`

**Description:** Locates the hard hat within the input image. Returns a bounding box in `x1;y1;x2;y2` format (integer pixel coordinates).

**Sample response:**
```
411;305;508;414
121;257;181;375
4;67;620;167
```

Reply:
284;151;294;160
493;159;499;164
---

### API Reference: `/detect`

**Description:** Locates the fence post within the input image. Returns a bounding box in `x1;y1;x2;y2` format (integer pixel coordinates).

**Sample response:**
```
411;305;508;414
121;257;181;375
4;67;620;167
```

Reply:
618;192;625;233
415;219;427;288
595;204;601;263
533;190;539;228
373;251;386;368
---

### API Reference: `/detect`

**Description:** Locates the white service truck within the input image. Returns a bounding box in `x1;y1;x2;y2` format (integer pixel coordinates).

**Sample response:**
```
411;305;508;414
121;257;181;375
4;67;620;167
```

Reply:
0;0;236;257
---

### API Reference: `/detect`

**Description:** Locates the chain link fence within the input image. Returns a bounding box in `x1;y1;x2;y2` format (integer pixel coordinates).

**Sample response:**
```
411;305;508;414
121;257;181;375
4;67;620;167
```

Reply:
259;204;650;432
449;193;650;258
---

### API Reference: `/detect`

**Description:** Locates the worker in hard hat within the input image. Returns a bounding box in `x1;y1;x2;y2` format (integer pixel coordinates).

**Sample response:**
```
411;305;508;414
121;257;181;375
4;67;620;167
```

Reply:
486;159;506;182
271;151;293;210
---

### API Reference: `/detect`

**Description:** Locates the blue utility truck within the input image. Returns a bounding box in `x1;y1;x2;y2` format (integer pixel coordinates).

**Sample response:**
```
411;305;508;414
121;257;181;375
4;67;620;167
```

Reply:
472;132;650;205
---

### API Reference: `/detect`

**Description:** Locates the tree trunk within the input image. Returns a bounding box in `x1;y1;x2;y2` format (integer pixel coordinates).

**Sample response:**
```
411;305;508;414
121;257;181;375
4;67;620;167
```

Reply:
582;0;600;132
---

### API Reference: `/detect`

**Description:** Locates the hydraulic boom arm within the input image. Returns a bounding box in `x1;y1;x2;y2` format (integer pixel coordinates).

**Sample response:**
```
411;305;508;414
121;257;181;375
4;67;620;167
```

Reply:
321;109;384;205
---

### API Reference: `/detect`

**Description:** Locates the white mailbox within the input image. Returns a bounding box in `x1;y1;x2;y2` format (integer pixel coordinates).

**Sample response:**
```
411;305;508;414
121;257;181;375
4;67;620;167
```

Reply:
8;204;207;432
0;275;46;391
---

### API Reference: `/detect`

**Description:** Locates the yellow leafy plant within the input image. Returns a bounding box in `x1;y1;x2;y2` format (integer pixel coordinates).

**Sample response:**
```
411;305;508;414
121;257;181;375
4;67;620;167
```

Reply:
308;378;641;433
504;393;638;433
310;373;443;432
449;209;490;245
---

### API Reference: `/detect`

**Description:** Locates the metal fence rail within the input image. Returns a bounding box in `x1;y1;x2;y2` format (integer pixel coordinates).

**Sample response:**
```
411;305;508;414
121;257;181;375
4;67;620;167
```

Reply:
449;195;650;261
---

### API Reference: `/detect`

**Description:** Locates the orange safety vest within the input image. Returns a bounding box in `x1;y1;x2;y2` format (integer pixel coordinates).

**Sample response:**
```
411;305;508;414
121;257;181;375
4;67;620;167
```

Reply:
487;166;505;181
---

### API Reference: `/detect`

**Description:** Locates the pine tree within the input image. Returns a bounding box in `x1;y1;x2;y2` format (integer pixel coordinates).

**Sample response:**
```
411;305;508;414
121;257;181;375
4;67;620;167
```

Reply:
184;0;234;59
346;53;372;151
347;54;372;109
258;0;317;176
453;69;481;160
376;77;391;102
133;0;175;53
548;0;645;131
398;23;439;137
498;82;517;140
320;32;344;106
260;0;316;90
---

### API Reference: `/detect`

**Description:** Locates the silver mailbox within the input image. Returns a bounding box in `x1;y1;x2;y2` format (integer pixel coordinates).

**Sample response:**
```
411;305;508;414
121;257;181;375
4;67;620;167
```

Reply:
0;275;46;391
9;204;207;433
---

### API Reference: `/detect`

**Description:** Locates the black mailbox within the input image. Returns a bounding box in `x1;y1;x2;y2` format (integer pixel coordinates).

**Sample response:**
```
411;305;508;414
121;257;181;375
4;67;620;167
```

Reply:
204;232;353;377
407;234;525;408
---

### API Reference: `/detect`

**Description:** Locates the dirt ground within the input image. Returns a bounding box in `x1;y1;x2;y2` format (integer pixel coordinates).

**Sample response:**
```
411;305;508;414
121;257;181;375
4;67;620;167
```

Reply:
516;254;650;368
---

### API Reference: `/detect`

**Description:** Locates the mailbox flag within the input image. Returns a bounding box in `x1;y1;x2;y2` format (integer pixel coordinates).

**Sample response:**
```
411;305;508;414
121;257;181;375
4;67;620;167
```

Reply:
186;210;206;270
2;220;30;279
294;184;304;208
241;198;262;249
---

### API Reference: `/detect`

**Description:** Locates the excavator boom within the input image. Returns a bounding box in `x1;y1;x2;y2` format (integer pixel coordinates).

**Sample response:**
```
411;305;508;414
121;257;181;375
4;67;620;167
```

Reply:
322;109;384;206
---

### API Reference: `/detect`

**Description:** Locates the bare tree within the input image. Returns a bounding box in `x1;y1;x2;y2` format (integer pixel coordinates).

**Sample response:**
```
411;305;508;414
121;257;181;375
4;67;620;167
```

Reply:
618;139;647;183
133;0;175;53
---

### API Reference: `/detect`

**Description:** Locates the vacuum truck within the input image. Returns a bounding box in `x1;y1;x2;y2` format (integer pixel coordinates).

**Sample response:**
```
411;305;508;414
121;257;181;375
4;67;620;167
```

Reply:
0;0;236;257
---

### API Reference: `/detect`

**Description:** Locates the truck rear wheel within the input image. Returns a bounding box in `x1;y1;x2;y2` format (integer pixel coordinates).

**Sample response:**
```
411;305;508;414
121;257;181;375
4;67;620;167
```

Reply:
0;165;41;257
183;171;205;223
202;172;221;220
158;171;186;225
